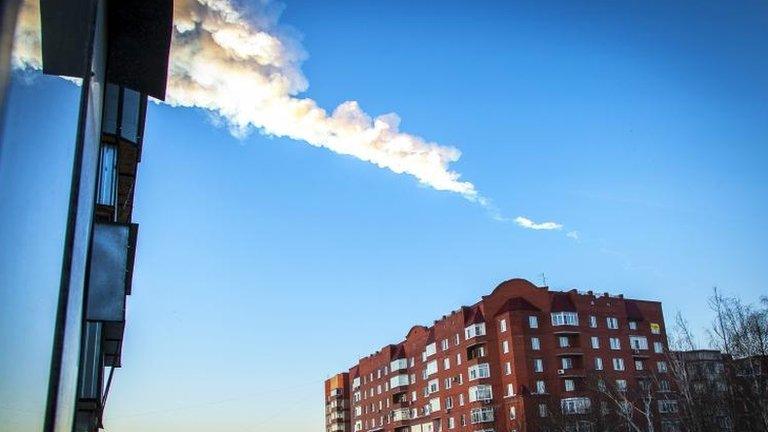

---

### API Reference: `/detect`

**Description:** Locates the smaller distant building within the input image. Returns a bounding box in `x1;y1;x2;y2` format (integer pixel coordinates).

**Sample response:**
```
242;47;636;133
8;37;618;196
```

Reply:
326;372;352;432
672;350;732;431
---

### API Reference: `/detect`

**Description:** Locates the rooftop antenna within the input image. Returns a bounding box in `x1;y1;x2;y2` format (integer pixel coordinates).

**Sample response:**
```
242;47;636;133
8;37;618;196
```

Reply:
540;273;547;287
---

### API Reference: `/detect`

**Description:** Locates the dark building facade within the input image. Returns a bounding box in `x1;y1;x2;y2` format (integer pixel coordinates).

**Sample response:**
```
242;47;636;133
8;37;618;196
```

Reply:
328;279;675;432
0;1;171;431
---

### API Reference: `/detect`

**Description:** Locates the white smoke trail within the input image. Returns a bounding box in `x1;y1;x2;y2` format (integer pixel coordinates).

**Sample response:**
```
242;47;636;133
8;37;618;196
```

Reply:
12;0;565;231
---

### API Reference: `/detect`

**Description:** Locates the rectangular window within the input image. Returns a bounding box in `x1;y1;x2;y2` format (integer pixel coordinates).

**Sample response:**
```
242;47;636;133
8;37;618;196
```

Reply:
561;357;573;370
606;317;619;329
391;358;408;372
591;336;600;349
529;316;539;328
504;362;511;375
441;339;449;351
446;396;453;409
500;319;507;332
564;379;575;392
536;380;546;394
96;144;118;206
629;336;649;350
448;417;455;429
558;336;570;347
616;379;628;391
658;400;679;413
538;403;547;417
505;383;514;397
629;321;638;330
589;315;598;328
455;334;460;345
502;340;509;353
533;359;544;373
426;360;438;376
443;358;451;370
468;384;493;402
425;342;437;358
465;323;487;339
594;357;603;370
651;323;661;334
613;358;625;371
428;378;439;394
470;407;494;424
509;406;516;420
551;312;579;326
657;361;668;373
468;363;490;380
609;337;621;350
120;88;142;142
635;360;644;371
390;374;409;388
444;377;452;390
561;397;591;414
654;341;664;353
531;337;540;350
456;353;462;365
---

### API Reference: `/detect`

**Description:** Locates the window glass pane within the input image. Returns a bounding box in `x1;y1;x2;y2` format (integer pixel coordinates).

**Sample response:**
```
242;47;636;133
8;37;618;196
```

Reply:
101;83;119;134
120;88;141;142
97;144;117;205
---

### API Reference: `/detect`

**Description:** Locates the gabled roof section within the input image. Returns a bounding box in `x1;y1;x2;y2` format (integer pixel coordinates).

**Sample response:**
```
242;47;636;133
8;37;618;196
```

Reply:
625;301;645;321
495;297;541;316
463;305;485;325
551;291;577;312
426;327;436;344
390;343;405;360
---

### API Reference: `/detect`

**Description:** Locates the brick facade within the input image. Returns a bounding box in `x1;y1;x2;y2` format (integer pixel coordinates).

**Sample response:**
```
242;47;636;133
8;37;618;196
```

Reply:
325;278;673;432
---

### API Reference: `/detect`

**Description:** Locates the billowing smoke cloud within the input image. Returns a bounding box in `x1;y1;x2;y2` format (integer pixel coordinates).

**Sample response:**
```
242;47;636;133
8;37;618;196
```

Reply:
12;0;565;231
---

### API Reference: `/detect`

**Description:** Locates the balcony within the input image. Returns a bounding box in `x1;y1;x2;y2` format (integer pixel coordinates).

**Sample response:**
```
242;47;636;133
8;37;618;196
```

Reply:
86;221;138;367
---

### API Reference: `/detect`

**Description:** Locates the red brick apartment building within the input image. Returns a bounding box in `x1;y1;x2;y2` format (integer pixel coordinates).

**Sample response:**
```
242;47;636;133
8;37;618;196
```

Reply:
324;279;675;432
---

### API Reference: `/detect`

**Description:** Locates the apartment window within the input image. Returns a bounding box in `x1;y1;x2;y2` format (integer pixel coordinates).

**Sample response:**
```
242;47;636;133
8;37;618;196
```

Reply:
531;337;540;350
410;374;416;384
561;397;591;414
441;339;449;351
426;360;438;376
425;342;437;358
459;394;464;406
651;322;661;334
465;323;486;340
658;400;679;413
589;315;598;328
457;373;463;385
613;358;625;371
390;374;409;388
456;353;462;365
609;337;621;350
529;315;539;328
629;335;649;350
616;379;628;391
606;317;619;329
591;336;600;349
446;396;453;409
538;403;548;417
654;341;664;353
470;407;494;424
659;380;670;392
629;321;638;330
377;384;382;394
536;380;546;394
444;377;452;390
551;311;579;326
443;357;450;370
657;361;668;373
565;379;576;392
502;340;510;353
428;378;439;394
505;383;515;397
558;336;570;348
468;363;490;380
504;362;511;375
96;144;118;206
595;357;604;370
448;417;455;429
500;319;507;332
533;359;544;373
635;360;644;371
561;357;573;370
410;357;415;367
468;384;493;402
509;406;516;420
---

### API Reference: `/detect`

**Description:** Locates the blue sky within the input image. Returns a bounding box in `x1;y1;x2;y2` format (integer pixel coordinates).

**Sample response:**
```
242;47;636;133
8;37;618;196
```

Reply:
4;0;768;431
